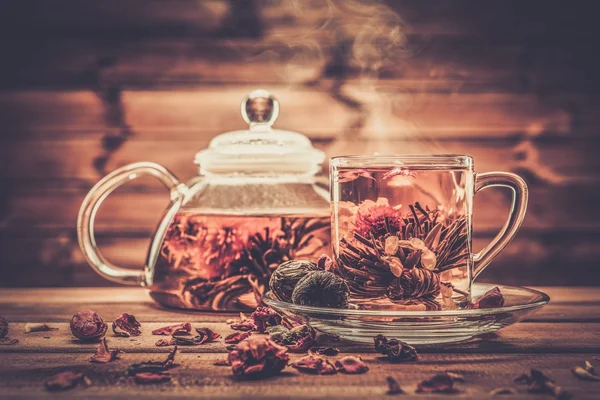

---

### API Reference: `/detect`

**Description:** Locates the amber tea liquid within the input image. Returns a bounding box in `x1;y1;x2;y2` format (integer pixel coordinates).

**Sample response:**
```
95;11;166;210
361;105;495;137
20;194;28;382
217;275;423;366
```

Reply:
331;166;473;310
147;211;330;311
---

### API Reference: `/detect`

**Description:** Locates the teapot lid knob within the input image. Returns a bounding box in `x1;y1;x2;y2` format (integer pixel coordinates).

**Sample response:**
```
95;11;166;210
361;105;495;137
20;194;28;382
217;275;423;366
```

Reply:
241;89;280;128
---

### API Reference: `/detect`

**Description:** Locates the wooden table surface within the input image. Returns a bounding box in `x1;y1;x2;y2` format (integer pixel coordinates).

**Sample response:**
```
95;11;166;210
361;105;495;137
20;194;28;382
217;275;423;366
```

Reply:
1;287;599;399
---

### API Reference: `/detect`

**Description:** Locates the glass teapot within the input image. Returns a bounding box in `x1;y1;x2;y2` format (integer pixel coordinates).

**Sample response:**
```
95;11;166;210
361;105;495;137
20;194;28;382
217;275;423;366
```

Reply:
77;89;331;311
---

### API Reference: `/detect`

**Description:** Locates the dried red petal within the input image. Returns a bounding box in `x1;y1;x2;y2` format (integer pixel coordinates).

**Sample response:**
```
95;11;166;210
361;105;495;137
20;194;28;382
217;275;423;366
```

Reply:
0;338;18;345
45;371;86;391
317;254;335;271
155;338;175;347
515;368;571;399
308;346;339;356
134;372;171;384
386;376;405;395
213;359;230;366
416;373;459;393
112;313;142;337
225;331;252;344
195;327;221;343
24;323;58;333
151;322;192;336
0;317;8;338
230;319;257;332
69;310;107;341
127;347;178;375
335;356;369;374
474;287;505;309
228;336;289;378
250;307;282;333
291;355;337;375
90;338;120;363
374;335;418;362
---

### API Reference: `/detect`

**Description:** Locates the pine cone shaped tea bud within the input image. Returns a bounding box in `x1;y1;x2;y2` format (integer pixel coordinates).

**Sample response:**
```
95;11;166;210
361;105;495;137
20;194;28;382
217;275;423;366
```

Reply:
387;268;440;300
70;310;108;341
269;260;319;302
291;271;349;308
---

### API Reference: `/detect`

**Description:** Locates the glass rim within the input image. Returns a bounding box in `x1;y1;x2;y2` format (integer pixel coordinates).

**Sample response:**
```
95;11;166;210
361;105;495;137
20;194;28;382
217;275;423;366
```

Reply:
330;154;473;168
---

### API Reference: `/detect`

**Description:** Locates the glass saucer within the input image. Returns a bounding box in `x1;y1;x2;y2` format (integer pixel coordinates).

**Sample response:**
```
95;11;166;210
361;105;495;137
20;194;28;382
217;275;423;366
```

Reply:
263;283;549;345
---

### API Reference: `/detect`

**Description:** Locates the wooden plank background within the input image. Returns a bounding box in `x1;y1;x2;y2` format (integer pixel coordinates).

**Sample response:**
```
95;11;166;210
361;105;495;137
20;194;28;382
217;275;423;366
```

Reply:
0;0;599;287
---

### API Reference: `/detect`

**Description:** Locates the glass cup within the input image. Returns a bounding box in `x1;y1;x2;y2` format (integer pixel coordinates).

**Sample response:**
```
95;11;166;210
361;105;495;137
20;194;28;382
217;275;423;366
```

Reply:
330;154;528;309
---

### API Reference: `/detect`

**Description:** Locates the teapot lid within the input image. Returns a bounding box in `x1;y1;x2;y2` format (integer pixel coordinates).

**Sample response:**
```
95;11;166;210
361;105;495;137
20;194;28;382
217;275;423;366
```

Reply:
194;89;326;175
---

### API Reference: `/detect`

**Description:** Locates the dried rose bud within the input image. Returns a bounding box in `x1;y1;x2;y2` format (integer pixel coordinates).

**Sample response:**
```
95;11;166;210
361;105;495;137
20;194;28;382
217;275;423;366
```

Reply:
152;322;192;336
292;271;350;308
112;313;141;337
416;372;460;393
474;287;505;309
335;356;369;374
228;336;289;378
134;372;171;384
250;306;281;333
291;355;336;375
225;331;252;344
386;376;405;395
374;334;418;362
45;371;86;391
0;317;8;338
90;338;120;363
70;310;107;341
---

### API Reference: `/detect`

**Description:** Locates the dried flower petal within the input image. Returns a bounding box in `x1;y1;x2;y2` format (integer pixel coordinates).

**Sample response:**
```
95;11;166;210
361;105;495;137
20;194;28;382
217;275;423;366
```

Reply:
308;346;340;356
195;327;221;343
127;346;178;375
213;359;230;366
386;376;405;395
250;307;282;333
385;236;400;255
374;335;418;362
571;360;600;381
45;371;86;391
112;313;141;338
0;338;19;345
317;254;335;271
416;373;459;394
24;323;58;333
90;338;120;363
0;317;8;338
270;324;318;353
338;169;375;183
515;369;571;400
474;287;505;309
134;372;171;384
225;331;252;344
291;355;336;375
151;322;192;336
228;336;289;378
69;310;107;341
489;387;518;396
335;356;369;374
382;255;404;277
230;319;257;332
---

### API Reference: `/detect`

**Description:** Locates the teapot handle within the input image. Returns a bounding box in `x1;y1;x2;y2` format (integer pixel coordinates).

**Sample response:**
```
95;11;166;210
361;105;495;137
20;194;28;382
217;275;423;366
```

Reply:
77;162;186;285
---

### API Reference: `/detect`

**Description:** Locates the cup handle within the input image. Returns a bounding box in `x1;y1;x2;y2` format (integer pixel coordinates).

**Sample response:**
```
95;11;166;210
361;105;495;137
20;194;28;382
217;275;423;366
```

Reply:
77;162;187;285
472;172;529;280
